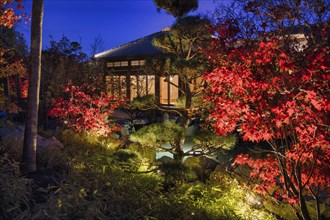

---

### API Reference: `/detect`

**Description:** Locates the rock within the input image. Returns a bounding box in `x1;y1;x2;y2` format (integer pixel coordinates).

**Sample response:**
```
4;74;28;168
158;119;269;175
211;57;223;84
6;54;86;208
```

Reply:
186;124;199;137
43;118;61;130
0;110;7;119
200;156;219;171
0;125;64;150
115;119;133;127
133;118;149;125
163;113;169;122
2;126;21;140
121;122;135;136
133;118;149;131
116;119;135;136
121;126;130;136
184;156;219;182
189;117;201;126
111;132;120;140
157;155;173;164
37;136;64;150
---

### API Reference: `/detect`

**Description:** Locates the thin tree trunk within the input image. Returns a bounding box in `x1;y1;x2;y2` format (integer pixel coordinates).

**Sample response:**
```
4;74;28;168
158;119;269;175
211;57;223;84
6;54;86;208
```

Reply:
22;0;44;173
173;119;187;162
299;193;312;220
309;187;321;220
15;74;22;119
173;81;191;162
315;196;320;220
3;76;12;121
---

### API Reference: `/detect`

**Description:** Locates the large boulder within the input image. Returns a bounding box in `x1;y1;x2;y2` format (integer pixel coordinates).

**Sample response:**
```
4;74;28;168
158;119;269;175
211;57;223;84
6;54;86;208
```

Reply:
186;124;199;137
133;118;149;125
157;155;173;164
184;156;219;182
115;119;135;136
37;135;64;150
0;125;64;150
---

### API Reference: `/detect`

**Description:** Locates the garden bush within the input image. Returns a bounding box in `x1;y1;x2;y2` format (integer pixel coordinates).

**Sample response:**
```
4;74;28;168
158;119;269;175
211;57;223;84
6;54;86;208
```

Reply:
0;147;33;220
208;169;276;220
128;142;156;164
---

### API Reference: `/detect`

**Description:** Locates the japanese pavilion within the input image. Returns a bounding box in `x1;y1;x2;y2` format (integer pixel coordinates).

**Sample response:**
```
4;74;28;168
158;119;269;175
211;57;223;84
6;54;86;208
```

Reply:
94;29;180;105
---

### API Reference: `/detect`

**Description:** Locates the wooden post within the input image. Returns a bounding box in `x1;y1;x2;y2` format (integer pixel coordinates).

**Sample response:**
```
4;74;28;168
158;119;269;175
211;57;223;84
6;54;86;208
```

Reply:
167;76;170;106
126;60;131;101
155;75;160;104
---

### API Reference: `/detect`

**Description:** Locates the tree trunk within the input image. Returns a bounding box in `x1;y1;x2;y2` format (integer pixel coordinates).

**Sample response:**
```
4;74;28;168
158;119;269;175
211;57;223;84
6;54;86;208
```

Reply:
299;194;312;220
173;115;188;162
15;74;23;120
309;187;321;220
22;0;44;173
3;76;14;121
173;81;191;162
315;196;320;220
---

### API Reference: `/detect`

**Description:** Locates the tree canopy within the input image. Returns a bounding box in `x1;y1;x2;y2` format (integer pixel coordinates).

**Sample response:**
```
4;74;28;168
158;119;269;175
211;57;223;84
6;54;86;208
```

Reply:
153;0;198;18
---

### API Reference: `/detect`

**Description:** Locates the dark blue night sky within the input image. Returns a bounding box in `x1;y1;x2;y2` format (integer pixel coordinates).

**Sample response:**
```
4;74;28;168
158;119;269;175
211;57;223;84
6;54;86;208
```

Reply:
17;0;223;56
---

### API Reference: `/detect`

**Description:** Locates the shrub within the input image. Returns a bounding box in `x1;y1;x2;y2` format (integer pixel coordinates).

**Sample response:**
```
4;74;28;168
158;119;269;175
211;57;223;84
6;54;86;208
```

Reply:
158;160;190;188
129;121;185;159
128;142;156;164
37;146;68;171
130;94;156;109
48;82;122;137
184;156;213;182
112;149;142;172
209;168;277;220
0;148;33;219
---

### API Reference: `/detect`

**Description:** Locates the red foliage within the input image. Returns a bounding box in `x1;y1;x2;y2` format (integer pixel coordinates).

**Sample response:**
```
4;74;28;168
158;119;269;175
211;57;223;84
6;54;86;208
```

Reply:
0;1;27;81
203;22;330;207
8;73;28;99
0;1;27;114
48;82;122;136
20;74;28;98
0;0;25;28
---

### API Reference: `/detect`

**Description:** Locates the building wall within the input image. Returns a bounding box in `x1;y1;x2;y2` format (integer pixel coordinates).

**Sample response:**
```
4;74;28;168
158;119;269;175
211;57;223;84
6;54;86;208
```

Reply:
104;59;199;105
130;75;156;101
160;76;179;105
106;74;179;104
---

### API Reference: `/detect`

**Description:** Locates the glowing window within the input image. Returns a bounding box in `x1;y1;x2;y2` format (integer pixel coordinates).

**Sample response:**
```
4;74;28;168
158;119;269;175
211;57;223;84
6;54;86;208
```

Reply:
121;61;128;66
114;62;121;67
107;61;128;67
131;60;145;66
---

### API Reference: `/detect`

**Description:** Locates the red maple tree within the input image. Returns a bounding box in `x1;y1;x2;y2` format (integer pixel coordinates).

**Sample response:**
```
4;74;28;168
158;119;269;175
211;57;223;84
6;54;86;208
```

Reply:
0;0;26;78
48;81;122;136
0;0;25;28
0;0;27;115
203;20;329;220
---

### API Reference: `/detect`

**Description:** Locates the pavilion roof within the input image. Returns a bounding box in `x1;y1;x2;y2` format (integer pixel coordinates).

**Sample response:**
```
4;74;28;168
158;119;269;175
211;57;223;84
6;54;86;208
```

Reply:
94;30;168;60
